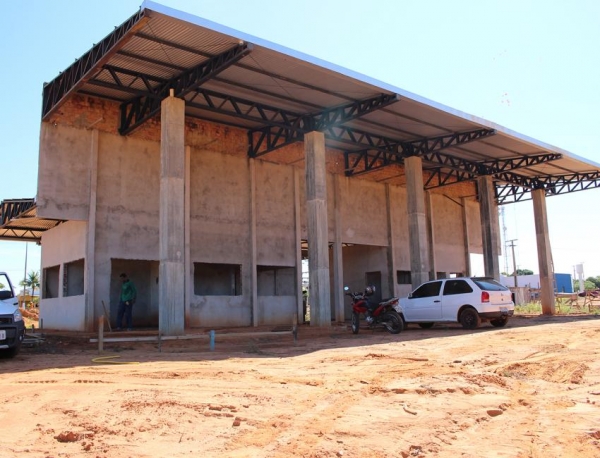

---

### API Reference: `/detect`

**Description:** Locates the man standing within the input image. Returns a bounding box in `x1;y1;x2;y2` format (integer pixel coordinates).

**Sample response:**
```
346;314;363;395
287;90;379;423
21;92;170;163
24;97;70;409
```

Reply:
116;273;137;331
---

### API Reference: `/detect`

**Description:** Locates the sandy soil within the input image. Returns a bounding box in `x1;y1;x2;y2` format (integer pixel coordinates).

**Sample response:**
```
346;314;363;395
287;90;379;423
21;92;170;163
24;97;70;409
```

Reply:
1;315;600;458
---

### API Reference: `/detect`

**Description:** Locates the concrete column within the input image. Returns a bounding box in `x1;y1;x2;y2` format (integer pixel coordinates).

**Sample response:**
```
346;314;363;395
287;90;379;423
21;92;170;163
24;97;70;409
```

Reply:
293;168;304;322
249;158;258;326
477;176;500;279
305;131;331;327
385;184;397;297
184;146;191;326
405;156;430;288
84;129;99;331
332;175;344;322
159;92;185;336
425;191;436;279
532;189;556;315
461;197;472;276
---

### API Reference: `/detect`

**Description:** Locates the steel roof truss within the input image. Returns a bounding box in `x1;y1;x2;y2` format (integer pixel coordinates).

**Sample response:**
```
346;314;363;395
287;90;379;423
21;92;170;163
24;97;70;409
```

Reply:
248;94;399;157
345;129;496;176
496;171;600;204
42;9;147;120
1;199;35;226
119;43;252;135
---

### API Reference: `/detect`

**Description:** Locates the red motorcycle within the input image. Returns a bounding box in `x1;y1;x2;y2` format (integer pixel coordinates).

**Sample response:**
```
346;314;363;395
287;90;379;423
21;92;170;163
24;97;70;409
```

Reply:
345;285;404;334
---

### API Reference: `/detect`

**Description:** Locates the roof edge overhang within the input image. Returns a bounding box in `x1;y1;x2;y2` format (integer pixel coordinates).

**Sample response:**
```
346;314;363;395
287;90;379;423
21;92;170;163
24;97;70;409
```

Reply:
140;0;598;168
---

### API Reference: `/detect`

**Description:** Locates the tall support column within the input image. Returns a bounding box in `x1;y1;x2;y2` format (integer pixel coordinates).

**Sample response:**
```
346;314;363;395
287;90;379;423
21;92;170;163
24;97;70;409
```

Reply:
385;184;397;297
425;191;436;279
85;129;99;331
249;158;258;326
477;176;500;279
461;197;472;276
532;189;556;315
305;131;331;327
332;175;344;322
405;156;430;289
159;91;185;336
293;168;304;322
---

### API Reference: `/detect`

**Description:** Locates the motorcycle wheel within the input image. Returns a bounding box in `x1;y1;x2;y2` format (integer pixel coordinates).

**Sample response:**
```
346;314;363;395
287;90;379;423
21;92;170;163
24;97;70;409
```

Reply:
383;311;403;334
351;312;360;334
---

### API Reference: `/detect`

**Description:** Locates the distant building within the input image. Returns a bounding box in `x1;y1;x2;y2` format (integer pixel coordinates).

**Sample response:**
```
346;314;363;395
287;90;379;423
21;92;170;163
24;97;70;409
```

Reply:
500;273;573;293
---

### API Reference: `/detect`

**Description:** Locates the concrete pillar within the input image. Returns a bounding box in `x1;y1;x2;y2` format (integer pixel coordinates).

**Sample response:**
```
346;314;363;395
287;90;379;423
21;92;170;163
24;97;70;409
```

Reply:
461;197;472;276
184;146;191;326
84;129;99;331
385;184;397;297
477;176;500;279
425;191;436;279
159;92;185;336
294;168;304;322
305;131;331;327
332;175;344;322
249;158;258;326
532;189;556;315
405;156;430;288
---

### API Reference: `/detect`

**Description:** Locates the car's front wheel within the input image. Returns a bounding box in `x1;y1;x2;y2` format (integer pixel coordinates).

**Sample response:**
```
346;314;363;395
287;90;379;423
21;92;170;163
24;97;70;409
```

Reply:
459;308;481;330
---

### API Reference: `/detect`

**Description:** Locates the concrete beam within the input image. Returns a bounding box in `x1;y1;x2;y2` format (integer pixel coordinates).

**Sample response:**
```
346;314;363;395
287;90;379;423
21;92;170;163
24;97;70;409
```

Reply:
461;197;472;276
332;175;344;322
405;156;430;288
532;189;556;315
305;131;331;327
159;92;186;335
478;176;500;279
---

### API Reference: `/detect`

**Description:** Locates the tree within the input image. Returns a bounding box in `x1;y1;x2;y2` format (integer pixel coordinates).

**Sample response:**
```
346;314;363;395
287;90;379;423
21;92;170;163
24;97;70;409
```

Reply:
20;271;40;297
516;269;534;276
573;279;596;291
586;276;600;289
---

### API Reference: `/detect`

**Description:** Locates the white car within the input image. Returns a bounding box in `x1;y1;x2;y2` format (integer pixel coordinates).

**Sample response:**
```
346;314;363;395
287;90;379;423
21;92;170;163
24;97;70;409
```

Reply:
0;272;25;358
399;277;514;329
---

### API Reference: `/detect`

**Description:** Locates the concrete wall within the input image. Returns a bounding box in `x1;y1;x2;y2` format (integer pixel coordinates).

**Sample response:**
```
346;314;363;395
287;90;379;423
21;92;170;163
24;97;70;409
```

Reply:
39;220;87;330
36;95;485;330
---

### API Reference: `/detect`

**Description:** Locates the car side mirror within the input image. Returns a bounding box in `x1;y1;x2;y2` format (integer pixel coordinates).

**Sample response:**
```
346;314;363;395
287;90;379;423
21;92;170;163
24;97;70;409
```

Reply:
408;293;413;299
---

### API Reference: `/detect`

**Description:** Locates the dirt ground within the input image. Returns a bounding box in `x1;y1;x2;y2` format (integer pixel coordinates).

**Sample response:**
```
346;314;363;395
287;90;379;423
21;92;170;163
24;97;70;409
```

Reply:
2;315;600;458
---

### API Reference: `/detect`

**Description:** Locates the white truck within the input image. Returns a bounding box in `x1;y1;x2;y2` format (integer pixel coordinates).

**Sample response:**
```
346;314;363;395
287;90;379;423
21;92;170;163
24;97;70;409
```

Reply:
0;272;25;358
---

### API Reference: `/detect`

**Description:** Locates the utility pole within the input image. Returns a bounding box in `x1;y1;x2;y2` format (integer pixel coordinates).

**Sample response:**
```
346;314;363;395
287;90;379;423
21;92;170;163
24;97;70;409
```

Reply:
507;239;518;288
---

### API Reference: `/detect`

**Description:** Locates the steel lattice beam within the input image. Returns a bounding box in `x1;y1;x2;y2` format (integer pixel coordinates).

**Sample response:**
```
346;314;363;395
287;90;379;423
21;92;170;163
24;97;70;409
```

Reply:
42;9;147;120
0;199;36;226
118;43;252;135
247;94;399;157
423;152;562;189
496;171;600;204
344;129;496;176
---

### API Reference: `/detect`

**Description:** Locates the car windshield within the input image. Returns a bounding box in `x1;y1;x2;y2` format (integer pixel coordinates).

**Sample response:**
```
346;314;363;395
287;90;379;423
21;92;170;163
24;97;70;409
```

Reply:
472;278;508;291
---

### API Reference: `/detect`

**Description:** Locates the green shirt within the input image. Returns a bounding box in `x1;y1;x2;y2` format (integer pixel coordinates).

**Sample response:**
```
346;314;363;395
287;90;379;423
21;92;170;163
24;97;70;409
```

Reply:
120;280;137;303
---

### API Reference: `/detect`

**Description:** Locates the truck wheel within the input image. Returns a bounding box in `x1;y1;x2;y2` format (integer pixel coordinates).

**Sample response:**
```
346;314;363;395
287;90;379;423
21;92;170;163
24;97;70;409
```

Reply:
490;317;508;328
459;308;481;330
0;346;20;359
351;312;360;334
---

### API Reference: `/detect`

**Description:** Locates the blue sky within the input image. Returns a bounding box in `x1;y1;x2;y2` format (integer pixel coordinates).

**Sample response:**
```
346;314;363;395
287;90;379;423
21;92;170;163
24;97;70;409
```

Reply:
1;0;599;285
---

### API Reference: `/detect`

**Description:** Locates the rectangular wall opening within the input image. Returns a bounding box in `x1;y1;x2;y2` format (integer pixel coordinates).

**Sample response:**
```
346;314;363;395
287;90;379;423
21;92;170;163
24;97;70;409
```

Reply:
64;259;85;297
194;262;242;295
257;265;295;296
43;265;60;299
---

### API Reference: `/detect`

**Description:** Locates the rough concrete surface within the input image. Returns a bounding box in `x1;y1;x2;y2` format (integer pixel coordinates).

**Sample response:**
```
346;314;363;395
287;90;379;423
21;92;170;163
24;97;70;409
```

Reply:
2;315;600;457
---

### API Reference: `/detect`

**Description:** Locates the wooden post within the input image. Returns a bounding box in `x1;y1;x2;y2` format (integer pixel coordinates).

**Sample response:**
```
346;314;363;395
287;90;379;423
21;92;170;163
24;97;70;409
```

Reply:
98;316;104;353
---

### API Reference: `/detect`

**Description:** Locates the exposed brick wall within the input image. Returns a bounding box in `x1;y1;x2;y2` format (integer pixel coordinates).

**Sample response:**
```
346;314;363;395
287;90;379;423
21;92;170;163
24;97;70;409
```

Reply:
45;94;478;201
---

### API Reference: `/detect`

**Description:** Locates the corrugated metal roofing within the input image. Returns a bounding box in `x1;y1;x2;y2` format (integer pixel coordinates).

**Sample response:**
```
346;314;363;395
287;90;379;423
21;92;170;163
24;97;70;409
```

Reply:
38;0;599;206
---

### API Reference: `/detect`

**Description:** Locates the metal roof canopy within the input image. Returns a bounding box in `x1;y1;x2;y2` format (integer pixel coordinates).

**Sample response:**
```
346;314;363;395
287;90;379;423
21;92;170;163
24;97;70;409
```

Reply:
0;199;64;242
40;0;600;207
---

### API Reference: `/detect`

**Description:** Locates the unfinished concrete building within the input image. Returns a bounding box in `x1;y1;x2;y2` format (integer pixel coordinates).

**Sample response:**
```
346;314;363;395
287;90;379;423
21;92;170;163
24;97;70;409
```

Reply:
2;1;600;333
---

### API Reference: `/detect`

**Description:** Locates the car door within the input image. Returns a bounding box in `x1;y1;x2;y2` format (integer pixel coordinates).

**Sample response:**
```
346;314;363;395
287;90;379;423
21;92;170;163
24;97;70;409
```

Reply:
441;279;474;320
402;281;443;321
